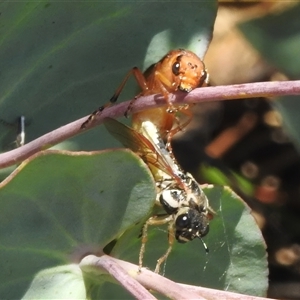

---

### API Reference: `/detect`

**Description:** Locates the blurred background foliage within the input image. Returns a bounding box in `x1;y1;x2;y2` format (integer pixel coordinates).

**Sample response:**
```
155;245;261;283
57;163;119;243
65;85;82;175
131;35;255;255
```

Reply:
171;1;300;299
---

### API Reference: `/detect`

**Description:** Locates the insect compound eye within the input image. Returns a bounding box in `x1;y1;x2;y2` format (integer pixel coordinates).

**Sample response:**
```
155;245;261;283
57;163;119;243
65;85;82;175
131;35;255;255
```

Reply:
175;213;190;243
171;54;182;76
175;213;190;231
172;61;180;76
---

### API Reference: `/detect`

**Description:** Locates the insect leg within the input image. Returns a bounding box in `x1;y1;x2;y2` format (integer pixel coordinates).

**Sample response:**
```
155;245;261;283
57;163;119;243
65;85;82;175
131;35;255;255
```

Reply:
152;72;177;113
123;68;150;118
81;67;148;129
139;214;173;273
154;221;175;274
165;106;193;154
139;219;149;273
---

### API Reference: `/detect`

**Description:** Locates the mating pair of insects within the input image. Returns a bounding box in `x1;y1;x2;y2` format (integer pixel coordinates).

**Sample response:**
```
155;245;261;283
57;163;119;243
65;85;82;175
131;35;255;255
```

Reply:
81;49;214;273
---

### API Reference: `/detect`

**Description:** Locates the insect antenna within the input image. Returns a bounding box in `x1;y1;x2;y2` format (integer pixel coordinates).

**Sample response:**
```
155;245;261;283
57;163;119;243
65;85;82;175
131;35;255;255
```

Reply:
198;236;209;254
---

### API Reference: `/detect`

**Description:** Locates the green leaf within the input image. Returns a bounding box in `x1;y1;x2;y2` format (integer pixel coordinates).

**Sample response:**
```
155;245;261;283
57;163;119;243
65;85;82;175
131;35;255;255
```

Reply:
110;186;268;298
0;1;217;153
0;149;156;299
22;265;86;300
1;150;268;298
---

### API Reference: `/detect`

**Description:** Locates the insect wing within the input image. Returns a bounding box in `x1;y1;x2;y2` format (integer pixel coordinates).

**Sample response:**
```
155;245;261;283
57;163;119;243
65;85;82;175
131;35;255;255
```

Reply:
103;118;176;178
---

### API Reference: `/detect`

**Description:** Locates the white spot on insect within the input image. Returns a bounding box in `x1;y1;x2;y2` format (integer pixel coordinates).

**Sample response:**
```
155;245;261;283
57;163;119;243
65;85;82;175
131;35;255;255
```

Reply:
161;190;181;209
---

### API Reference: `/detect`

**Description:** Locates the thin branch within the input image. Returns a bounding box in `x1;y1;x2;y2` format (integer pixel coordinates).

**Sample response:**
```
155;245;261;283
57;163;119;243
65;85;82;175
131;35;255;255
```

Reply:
80;254;275;300
80;255;156;300
179;283;276;300
0;80;300;169
80;254;205;300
